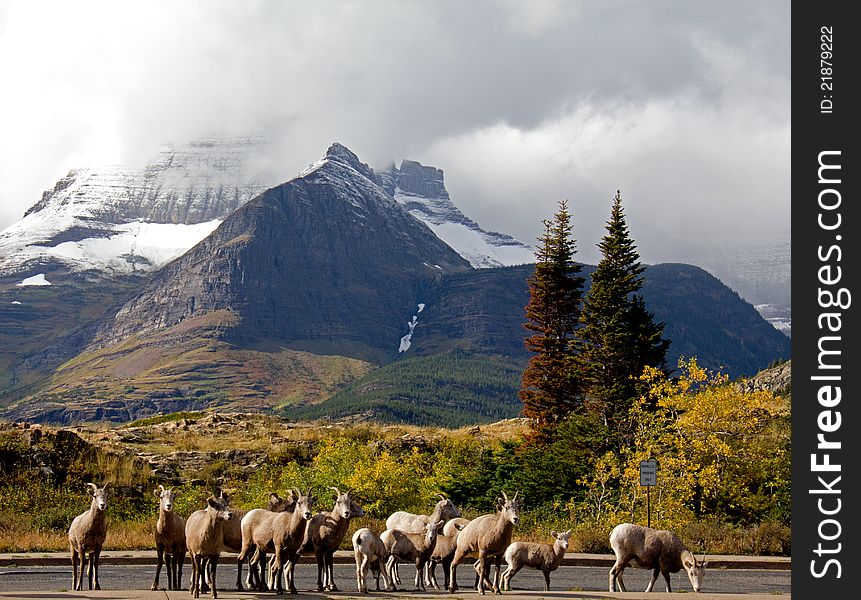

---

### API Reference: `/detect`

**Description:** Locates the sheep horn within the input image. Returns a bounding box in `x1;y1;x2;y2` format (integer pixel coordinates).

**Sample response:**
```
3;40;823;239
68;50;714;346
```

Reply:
329;486;342;497
501;490;509;502
85;482;98;492
292;487;302;499
437;493;447;501
512;490;519;502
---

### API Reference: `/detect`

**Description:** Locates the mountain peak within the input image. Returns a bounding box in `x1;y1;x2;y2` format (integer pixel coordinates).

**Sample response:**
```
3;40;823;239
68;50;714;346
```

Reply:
396;160;448;199
323;142;376;180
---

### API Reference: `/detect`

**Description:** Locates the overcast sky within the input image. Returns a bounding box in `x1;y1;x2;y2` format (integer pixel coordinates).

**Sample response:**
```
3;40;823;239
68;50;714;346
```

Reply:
0;0;789;265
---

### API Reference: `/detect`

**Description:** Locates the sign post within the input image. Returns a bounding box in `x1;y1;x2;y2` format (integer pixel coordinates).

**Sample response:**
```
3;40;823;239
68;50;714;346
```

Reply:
639;459;657;528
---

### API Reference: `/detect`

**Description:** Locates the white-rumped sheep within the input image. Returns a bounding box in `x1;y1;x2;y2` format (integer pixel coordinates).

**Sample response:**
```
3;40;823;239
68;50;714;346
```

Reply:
501;529;571;591
298;487;365;591
68;482;109;591
386;493;461;583
214;488;294;591
609;523;707;593
151;485;186;591
352;527;393;593
185;494;233;598
238;488;314;594
450;490;522;595
427;517;470;590
382;519;444;591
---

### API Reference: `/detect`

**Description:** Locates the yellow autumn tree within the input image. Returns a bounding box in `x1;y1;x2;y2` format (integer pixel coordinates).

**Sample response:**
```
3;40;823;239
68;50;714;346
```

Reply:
577;358;790;528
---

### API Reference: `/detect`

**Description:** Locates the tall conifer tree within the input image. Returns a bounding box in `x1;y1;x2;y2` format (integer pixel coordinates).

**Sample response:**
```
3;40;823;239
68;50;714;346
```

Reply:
579;191;669;439
519;200;586;442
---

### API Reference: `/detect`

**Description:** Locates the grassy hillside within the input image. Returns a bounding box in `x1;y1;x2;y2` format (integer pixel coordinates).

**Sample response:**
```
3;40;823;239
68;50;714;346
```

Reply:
291;349;525;426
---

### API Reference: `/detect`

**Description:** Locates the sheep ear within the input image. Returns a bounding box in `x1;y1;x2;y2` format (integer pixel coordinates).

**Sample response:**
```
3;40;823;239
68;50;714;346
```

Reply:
551;530;558;538
270;492;282;503
207;497;220;509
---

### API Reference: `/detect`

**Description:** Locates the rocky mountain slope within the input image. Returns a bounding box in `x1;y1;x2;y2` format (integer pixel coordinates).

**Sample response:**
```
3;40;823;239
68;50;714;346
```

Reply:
0;142;790;425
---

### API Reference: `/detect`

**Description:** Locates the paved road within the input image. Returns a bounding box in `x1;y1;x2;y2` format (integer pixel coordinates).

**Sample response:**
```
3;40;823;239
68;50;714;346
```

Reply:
0;562;790;597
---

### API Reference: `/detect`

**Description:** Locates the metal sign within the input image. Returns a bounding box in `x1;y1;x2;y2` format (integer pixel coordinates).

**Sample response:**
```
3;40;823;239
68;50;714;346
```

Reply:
639;459;657;486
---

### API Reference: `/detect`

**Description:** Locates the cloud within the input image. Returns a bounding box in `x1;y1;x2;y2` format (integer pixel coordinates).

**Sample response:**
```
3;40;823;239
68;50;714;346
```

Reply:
0;0;789;265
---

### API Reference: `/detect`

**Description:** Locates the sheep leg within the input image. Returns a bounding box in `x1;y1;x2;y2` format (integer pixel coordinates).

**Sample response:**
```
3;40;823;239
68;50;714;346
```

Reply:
663;570;672;593
502;563;521;591
609;561;626;592
164;552;173;590
644;567;659;592
427;559;439;590
442;554;453;590
209;555;220;599
176;549;185;592
234;551;244;591
476;551;490;595
286;554;299;595
449;547;466;593
492;554;503;594
190;554;200;598
386;554;399;591
414;558;425;591
152;546;164;590
356;553;367;593
326;551;339;591
542;568;551;591
70;546;80;591
315;552;325;591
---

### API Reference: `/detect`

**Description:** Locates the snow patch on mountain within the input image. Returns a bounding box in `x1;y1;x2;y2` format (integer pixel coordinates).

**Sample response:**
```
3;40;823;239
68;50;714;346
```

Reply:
382;160;534;268
17;273;51;286
0;136;276;278
399;303;425;352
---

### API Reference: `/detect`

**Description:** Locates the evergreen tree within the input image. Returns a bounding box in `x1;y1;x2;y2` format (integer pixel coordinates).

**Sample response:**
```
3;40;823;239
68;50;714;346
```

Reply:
579;191;669;440
518;200;586;441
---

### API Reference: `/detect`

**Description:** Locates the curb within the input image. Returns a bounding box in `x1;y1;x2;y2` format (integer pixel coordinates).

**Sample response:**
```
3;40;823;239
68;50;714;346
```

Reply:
0;551;790;571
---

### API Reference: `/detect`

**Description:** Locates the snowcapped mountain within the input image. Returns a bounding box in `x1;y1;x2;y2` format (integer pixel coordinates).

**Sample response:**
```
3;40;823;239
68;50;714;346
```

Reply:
0;138;534;283
379;160;535;268
0;136;278;278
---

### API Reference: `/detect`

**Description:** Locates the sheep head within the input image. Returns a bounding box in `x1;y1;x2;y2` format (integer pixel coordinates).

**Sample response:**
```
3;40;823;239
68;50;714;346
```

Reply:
206;495;232;521
682;550;707;592
86;483;108;511
497;490;521;525
155;485;178;512
551;529;572;550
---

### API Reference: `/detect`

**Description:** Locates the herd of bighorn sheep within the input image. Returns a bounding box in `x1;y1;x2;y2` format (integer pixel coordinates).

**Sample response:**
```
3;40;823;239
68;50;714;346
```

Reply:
67;482;708;594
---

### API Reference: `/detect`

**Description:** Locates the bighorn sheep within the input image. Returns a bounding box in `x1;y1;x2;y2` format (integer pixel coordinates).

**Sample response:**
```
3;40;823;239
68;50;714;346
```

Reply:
298;487;365;591
237;487;314;594
608;523;707;593
427;517;470;590
68;482;109;591
214;488;294;591
185;494;233;598
450;490;522;595
386;493;462;532
352;527;393;593
501;529;571;591
382;519;444;591
152;485;186;591
386;493;461;584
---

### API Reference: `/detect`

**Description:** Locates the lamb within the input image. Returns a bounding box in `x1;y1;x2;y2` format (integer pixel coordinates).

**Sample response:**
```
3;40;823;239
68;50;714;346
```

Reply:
352;527;393;593
608;522;707;593
237;487;314;594
298;486;366;591
382;519;444;591
151;485;186;591
501;529;571;591
185;493;233;598
68;482;109;591
427;517;470;590
449;490;522;595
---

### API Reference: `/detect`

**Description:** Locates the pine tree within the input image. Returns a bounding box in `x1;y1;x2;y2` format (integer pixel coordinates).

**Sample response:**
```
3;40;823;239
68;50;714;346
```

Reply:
579;191;669;440
518;200;586;441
